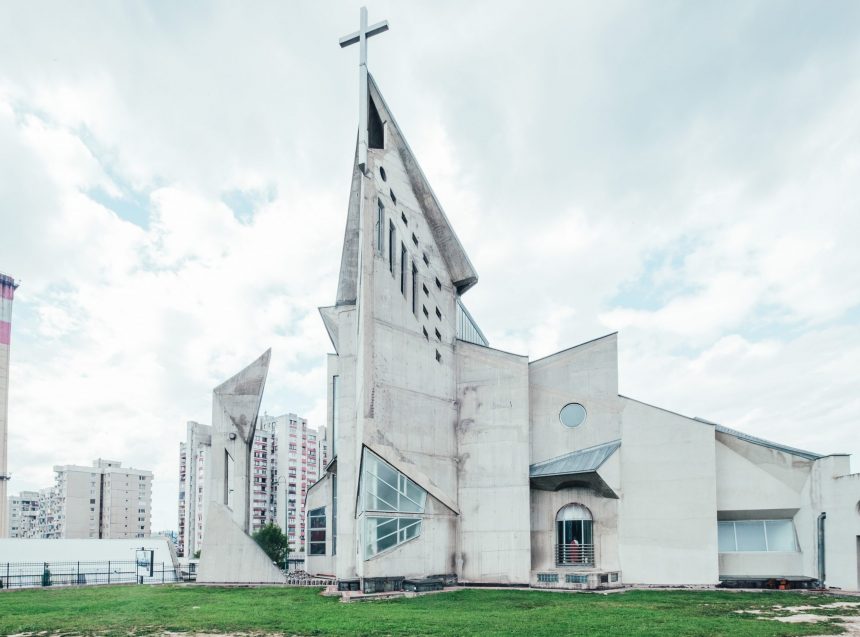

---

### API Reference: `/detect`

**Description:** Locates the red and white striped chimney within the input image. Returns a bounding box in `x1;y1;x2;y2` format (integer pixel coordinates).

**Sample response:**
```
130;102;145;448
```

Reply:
0;272;18;538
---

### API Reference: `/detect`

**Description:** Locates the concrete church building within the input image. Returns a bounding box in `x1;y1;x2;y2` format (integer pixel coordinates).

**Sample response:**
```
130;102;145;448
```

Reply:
304;11;859;592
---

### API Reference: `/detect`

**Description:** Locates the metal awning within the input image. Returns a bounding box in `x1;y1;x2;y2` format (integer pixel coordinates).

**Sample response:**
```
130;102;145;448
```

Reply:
529;440;620;497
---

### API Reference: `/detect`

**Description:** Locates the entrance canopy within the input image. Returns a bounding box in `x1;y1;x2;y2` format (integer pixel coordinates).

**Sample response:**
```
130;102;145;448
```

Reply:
529;440;620;498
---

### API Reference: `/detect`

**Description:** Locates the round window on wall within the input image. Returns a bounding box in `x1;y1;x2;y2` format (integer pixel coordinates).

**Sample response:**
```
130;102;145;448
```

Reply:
559;403;587;428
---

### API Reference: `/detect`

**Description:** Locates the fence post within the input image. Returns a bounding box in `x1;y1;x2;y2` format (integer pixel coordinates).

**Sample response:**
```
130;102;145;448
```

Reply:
77;561;80;585
162;562;165;583
5;562;8;589
107;560;110;584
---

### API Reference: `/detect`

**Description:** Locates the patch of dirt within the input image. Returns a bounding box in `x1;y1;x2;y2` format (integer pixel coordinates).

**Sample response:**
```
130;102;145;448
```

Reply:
749;601;860;637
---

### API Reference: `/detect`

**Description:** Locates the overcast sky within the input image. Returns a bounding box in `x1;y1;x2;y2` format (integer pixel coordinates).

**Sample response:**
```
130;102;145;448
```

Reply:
1;1;858;532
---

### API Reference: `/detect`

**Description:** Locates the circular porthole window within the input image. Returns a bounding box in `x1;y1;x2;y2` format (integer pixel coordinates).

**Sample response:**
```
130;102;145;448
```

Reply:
380;166;387;182
559;403;587;428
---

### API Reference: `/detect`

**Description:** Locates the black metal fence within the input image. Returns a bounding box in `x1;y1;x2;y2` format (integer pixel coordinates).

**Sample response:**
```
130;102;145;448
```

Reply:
0;560;179;590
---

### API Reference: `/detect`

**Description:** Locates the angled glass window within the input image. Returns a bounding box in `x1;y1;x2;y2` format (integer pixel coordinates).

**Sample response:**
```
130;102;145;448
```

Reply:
361;449;426;514
364;516;422;559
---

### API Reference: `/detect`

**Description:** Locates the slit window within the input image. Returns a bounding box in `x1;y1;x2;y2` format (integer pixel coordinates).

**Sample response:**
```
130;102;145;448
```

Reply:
400;243;407;297
388;222;396;275
435;349;442;363
435;277;442;290
412;233;418;246
422;283;429;296
376;202;385;255
411;262;418;315
435;307;442;320
423;326;429;340
401;211;407;225
423;305;429;318
435;328;441;341
389;189;397;205
423;252;429;266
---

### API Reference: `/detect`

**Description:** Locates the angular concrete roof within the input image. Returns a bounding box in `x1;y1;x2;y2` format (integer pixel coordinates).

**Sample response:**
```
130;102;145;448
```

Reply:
704;420;823;461
530;440;621;477
212;348;271;445
335;75;479;304
529;440;621;497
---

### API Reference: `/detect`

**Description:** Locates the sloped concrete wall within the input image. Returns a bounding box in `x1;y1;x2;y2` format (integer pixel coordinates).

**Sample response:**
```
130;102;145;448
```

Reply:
197;502;285;584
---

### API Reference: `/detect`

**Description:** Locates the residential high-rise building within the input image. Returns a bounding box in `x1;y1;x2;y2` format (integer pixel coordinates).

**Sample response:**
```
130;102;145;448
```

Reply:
37;486;60;539
0;273;18;538
265;413;328;550
52;459;153;539
176;413;328;555
177;421;211;557
5;459;153;539
7;490;40;538
250;417;278;534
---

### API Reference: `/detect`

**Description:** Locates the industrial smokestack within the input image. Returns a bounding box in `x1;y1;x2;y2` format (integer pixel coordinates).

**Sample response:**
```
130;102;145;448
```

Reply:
0;272;18;538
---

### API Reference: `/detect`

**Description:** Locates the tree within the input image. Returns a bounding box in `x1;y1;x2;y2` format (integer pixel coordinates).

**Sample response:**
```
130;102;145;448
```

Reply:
252;522;289;568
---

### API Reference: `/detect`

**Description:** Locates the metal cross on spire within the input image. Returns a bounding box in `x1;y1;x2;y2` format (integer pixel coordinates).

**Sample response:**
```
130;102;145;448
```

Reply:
339;6;389;174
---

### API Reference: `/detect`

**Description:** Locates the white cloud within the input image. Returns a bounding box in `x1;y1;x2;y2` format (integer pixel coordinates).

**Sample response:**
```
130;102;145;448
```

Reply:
1;1;858;532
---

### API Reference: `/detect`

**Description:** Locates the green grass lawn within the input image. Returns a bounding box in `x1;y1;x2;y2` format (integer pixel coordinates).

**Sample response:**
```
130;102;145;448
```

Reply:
0;585;854;637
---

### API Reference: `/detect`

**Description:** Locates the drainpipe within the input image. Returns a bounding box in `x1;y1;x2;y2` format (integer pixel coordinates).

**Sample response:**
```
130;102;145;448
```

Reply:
817;512;826;588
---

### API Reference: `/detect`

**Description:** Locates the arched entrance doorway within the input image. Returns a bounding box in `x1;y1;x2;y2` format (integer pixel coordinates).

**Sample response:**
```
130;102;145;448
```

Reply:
556;503;594;566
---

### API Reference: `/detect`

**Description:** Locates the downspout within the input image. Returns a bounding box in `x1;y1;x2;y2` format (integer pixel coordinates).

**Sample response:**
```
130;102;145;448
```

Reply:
817;512;827;588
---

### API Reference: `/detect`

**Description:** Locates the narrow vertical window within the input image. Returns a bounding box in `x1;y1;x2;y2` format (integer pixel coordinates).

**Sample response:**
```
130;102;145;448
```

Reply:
388;222;396;275
331;375;339;458
332;474;337;556
400;243;407;297
411;262;418;315
376;201;385;255
224;450;234;509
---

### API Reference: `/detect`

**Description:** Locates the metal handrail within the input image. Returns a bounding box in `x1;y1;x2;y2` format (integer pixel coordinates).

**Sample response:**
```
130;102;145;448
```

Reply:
556;543;595;566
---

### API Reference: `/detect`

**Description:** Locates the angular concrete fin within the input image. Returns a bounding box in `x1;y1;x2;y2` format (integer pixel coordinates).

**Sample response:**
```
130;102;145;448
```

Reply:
319;305;340;353
367;74;479;295
335;140;363;306
197;502;286;584
213;348;271;445
529;332;619;368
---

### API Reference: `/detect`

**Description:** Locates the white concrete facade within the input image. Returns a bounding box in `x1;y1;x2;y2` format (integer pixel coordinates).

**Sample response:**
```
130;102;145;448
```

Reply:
304;74;860;591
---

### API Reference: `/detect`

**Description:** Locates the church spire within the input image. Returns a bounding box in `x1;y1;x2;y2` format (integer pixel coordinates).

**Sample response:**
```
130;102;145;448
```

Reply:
339;7;389;175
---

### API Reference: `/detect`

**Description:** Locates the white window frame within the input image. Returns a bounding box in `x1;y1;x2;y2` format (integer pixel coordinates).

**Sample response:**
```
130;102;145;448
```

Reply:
360;449;426;514
363;516;422;559
717;519;799;552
